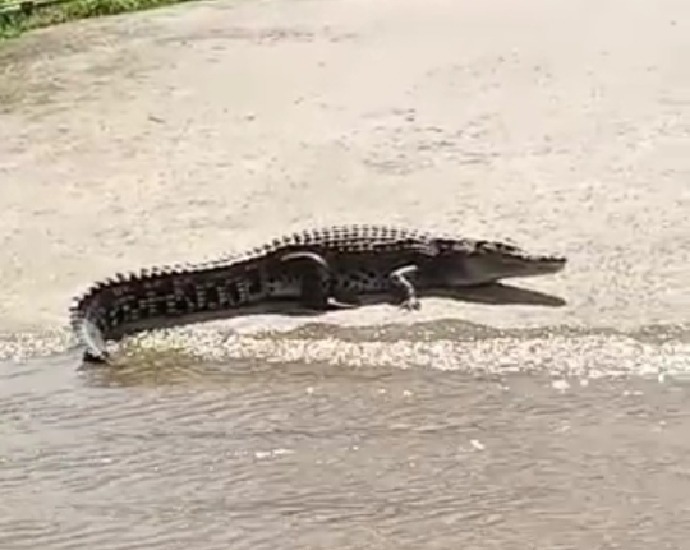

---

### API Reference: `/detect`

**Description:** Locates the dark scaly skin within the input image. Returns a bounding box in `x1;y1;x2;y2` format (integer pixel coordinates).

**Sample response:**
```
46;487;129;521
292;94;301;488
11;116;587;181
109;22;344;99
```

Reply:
69;224;567;363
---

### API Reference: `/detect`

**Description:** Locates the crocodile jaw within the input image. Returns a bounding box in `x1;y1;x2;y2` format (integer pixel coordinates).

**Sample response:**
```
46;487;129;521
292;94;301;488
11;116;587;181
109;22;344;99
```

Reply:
425;252;567;287
465;254;566;284
496;255;567;279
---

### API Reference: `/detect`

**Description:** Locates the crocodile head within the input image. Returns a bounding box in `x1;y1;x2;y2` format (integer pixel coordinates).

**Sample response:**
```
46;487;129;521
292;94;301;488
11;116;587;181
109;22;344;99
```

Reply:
425;238;567;286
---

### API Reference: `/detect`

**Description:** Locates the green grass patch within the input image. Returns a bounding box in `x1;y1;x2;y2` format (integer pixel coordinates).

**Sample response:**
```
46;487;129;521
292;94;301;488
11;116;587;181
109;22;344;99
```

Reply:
0;0;194;39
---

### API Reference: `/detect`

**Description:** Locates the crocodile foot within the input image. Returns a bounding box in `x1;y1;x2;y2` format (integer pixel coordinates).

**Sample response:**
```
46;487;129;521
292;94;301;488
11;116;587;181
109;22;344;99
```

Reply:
390;264;421;311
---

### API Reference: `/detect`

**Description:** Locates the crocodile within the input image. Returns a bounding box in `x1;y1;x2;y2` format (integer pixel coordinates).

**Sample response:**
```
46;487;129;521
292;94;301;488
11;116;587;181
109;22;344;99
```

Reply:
69;224;567;363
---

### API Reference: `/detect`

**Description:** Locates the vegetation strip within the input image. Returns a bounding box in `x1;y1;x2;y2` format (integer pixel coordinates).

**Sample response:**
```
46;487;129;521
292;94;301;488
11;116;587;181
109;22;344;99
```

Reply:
0;0;194;39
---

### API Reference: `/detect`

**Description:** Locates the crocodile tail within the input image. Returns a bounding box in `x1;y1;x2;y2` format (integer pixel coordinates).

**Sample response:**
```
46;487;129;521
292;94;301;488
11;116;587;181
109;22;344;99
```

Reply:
79;319;110;363
69;287;110;364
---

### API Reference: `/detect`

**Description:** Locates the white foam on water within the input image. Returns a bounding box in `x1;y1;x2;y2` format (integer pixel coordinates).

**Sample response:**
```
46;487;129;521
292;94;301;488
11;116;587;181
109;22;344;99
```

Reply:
0;329;75;362
3;315;687;384
117;324;690;381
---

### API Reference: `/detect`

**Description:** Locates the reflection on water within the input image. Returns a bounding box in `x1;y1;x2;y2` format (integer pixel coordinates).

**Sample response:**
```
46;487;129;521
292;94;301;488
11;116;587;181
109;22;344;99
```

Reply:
1;320;690;549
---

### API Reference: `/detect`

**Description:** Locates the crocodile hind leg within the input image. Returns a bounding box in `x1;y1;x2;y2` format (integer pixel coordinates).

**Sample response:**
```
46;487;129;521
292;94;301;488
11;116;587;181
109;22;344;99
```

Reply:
389;264;421;311
280;251;355;311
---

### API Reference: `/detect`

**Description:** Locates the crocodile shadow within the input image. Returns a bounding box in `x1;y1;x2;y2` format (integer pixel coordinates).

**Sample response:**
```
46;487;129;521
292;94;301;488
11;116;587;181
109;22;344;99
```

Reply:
414;283;567;307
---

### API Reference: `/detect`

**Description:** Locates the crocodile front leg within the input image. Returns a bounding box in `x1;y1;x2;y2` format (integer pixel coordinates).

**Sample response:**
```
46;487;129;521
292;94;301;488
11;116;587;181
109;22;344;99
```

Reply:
280;251;355;311
389;264;421;311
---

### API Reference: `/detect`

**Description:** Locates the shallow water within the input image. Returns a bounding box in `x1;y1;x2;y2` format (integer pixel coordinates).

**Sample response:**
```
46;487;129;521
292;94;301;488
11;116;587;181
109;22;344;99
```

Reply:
2;320;690;549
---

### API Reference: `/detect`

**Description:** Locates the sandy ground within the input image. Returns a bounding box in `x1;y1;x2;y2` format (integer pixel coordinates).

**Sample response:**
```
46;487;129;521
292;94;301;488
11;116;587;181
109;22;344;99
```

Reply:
0;0;688;339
